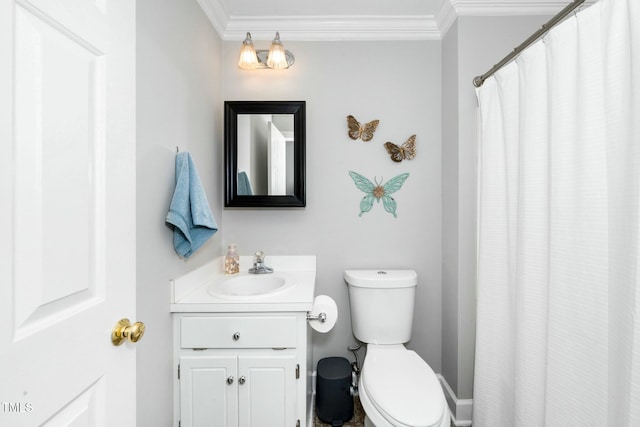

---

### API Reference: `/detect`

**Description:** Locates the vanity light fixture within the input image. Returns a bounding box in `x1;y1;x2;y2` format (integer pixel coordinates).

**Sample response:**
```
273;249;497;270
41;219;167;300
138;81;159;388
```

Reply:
238;32;295;70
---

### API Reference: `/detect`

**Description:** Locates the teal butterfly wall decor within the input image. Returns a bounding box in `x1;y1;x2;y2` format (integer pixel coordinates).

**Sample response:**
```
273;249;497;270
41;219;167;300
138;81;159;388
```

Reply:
348;171;409;218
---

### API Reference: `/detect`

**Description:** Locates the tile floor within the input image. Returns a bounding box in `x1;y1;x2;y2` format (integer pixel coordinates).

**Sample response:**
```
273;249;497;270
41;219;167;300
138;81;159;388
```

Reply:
313;396;366;427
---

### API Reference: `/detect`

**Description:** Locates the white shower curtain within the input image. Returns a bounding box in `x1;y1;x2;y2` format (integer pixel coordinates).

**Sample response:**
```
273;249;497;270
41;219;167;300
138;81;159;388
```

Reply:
474;0;639;425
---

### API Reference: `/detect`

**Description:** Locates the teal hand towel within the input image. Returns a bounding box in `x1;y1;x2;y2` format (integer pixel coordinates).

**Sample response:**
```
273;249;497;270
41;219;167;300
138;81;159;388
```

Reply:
237;171;253;196
166;152;218;258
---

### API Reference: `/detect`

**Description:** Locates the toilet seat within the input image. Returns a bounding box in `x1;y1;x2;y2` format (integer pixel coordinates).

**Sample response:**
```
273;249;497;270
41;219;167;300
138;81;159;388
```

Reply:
361;346;446;427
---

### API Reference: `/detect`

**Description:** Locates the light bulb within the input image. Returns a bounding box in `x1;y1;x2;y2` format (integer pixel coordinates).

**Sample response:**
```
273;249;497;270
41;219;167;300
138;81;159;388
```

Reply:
238;32;258;70
267;32;289;69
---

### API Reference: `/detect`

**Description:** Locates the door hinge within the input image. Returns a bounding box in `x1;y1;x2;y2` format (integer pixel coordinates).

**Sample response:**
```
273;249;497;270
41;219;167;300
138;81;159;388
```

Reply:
295;364;299;379
178;364;180;380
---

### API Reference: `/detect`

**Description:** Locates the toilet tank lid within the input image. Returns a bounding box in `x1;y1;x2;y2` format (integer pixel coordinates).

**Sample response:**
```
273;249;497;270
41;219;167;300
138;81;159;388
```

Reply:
344;270;417;288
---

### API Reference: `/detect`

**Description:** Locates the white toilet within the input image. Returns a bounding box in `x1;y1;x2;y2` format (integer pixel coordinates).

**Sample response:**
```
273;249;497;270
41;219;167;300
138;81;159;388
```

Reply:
345;269;451;427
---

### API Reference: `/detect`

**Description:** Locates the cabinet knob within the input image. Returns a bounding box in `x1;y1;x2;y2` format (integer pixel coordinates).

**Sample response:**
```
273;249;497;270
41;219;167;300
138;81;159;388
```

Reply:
233;332;241;341
239;376;246;385
227;376;234;385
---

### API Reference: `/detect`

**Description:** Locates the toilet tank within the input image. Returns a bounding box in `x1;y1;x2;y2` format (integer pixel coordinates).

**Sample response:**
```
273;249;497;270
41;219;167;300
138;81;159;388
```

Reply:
344;270;417;345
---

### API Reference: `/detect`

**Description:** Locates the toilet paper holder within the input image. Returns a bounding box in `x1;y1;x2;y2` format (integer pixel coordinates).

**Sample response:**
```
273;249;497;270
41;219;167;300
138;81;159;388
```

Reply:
307;295;337;333
307;312;327;323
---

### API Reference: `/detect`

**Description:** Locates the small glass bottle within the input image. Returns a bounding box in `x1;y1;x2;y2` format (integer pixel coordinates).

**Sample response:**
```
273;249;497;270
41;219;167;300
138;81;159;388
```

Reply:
224;244;240;275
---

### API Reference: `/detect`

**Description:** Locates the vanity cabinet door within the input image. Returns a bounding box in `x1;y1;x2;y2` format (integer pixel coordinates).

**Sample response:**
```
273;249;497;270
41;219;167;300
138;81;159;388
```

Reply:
238;352;297;427
180;355;238;427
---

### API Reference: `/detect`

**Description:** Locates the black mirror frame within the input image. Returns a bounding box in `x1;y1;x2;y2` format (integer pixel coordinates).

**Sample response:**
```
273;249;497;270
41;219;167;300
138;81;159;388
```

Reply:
224;101;306;208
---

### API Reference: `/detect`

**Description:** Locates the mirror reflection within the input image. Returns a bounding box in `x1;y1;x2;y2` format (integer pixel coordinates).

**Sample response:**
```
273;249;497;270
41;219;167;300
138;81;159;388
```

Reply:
237;114;294;196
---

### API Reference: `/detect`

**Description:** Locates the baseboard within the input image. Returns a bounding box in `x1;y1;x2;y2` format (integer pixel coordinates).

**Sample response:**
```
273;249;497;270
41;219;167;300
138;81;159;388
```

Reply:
437;374;473;426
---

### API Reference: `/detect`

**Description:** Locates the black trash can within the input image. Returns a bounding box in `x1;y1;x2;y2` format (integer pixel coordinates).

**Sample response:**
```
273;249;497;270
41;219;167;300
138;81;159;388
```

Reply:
316;357;354;426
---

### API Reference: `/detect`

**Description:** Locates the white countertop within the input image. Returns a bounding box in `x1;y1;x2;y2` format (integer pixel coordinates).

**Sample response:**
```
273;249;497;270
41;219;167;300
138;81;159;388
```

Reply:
170;255;316;313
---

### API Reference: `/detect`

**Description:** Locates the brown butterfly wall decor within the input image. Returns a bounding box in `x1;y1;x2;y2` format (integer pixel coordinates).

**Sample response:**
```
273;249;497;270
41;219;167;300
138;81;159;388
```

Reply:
347;115;379;142
384;134;416;162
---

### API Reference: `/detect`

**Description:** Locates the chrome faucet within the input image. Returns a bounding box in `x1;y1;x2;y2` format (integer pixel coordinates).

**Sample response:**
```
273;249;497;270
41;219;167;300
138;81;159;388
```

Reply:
248;250;273;274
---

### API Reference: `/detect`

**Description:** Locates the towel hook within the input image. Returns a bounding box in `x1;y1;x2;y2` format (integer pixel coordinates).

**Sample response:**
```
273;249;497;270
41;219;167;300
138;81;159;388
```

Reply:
176;146;180;153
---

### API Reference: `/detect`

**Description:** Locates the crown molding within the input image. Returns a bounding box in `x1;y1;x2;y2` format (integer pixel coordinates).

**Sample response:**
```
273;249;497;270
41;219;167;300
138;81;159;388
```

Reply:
195;0;229;36
223;15;441;41
198;0;595;41
450;0;593;16
436;0;458;38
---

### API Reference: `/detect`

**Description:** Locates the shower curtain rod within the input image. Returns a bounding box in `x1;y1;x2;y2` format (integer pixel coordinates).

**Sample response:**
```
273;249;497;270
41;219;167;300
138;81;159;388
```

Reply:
472;0;586;88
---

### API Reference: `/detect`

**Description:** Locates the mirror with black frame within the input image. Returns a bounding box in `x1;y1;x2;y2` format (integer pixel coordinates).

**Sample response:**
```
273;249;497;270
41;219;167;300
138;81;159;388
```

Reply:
224;101;306;207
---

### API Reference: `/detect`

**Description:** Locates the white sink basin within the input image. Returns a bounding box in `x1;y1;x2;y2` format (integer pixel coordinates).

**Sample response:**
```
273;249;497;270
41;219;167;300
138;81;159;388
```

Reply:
170;255;316;310
207;274;292;299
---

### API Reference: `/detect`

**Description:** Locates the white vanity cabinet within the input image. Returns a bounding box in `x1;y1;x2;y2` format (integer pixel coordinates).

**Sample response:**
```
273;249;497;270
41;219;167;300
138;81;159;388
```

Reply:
173;312;310;427
170;256;317;427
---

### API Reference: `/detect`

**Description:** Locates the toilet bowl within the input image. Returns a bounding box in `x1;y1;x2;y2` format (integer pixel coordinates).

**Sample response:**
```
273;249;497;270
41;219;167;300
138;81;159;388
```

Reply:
357;345;450;427
344;270;451;427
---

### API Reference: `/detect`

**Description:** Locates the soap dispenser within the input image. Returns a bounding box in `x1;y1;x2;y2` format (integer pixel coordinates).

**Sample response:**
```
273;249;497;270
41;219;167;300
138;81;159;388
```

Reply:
224;244;240;275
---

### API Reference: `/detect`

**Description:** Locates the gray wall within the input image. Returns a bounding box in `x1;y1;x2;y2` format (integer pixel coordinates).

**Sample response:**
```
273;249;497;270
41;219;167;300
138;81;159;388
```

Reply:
442;19;461;397
440;15;551;400
220;40;443;370
136;0;224;424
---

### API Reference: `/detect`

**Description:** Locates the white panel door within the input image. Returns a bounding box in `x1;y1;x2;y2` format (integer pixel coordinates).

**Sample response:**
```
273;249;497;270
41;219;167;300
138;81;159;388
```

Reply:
238;353;297;427
267;122;287;195
0;0;136;425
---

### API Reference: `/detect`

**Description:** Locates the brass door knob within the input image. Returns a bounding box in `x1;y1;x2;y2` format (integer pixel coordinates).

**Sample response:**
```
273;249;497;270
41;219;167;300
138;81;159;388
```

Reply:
111;318;145;346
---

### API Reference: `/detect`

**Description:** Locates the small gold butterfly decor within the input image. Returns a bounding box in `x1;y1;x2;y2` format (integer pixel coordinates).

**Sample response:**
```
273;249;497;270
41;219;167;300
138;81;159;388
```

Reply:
347;115;379;142
384;134;416;162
